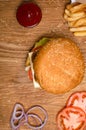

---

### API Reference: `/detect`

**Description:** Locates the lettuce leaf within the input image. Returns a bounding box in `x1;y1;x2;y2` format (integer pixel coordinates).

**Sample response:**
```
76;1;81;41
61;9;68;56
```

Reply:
34;37;49;48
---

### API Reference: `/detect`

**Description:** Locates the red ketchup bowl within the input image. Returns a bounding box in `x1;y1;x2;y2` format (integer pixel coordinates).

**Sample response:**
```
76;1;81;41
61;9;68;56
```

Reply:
16;2;42;27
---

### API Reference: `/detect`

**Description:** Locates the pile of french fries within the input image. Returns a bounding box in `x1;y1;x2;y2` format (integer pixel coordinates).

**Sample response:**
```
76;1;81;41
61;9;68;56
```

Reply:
64;3;86;36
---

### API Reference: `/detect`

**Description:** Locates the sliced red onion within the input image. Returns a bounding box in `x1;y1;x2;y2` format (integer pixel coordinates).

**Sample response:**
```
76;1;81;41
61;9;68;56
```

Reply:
11;113;27;130
11;104;48;130
25;113;43;130
11;118;20;130
11;104;26;130
25;105;48;130
12;104;25;120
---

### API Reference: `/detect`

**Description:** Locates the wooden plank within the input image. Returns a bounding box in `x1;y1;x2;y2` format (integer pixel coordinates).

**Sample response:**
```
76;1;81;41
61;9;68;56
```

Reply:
0;0;86;130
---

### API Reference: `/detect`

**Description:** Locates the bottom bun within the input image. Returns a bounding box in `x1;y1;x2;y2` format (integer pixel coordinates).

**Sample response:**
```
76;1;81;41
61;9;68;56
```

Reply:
33;38;85;94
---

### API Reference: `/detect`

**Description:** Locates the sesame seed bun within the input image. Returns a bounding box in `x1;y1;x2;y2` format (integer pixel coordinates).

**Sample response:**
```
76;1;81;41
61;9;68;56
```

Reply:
33;38;85;94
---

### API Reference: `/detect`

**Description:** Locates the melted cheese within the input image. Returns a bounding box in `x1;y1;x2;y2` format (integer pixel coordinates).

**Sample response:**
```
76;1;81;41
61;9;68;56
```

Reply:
29;52;41;89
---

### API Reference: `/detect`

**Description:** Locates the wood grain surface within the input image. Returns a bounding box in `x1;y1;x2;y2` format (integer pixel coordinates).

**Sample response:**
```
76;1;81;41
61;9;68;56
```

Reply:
0;0;86;130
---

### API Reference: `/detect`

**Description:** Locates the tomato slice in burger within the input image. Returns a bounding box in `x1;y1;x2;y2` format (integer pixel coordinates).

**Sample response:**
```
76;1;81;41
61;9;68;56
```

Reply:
32;46;42;52
66;91;86;114
28;68;33;81
56;106;86;130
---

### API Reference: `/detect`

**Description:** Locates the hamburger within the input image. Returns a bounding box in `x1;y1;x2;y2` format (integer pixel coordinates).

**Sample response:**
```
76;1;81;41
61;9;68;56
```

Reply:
25;37;85;94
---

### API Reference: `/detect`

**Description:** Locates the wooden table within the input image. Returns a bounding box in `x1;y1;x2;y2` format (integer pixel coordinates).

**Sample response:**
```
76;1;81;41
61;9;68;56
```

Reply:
0;0;86;130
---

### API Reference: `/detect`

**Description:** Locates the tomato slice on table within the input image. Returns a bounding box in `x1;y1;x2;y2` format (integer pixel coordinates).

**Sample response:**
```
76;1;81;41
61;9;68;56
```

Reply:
56;106;86;130
66;92;86;114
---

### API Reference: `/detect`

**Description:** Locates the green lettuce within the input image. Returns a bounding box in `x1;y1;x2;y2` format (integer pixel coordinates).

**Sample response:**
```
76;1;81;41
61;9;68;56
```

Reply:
34;37;49;48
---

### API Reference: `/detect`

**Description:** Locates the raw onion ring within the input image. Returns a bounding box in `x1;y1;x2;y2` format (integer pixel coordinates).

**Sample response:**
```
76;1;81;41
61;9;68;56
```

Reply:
11;104;26;130
12;104;25;120
11;104;48;130
25;113;43;130
11;118;20;130
26;105;48;130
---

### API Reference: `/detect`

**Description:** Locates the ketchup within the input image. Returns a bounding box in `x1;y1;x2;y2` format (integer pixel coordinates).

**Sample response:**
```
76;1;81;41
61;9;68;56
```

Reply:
16;2;42;27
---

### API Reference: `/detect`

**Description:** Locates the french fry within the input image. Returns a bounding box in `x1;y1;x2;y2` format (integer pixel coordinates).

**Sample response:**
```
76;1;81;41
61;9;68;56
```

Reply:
66;2;80;10
64;3;86;36
65;9;71;16
66;13;86;21
71;11;86;18
70;4;86;13
74;17;86;27
74;31;86;36
68;21;76;27
70;26;86;32
64;13;69;20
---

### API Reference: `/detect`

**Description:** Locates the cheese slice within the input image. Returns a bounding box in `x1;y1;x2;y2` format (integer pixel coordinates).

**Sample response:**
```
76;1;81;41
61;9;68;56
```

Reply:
29;52;41;88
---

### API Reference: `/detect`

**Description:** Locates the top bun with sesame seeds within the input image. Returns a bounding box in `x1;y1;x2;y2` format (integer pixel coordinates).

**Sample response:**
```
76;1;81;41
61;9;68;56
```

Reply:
32;38;85;94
